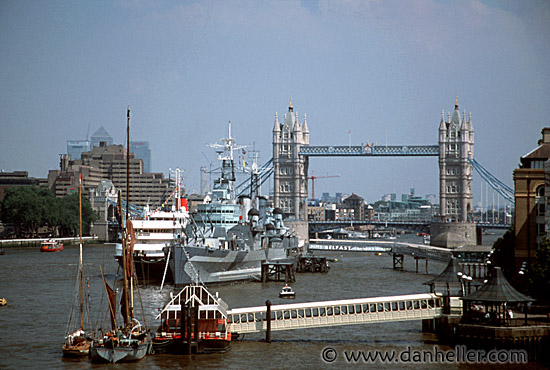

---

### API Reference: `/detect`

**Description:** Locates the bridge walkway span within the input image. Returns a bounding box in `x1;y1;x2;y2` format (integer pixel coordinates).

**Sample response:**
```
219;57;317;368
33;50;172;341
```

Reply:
227;293;443;334
309;239;453;262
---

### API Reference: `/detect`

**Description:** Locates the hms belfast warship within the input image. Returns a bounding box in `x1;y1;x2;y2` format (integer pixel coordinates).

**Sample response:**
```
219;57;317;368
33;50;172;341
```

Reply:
167;123;299;285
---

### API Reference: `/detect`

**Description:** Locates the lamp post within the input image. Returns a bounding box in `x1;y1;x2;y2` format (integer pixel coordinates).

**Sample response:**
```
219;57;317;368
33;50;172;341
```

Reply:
518;261;527;293
457;272;464;296
465;275;472;295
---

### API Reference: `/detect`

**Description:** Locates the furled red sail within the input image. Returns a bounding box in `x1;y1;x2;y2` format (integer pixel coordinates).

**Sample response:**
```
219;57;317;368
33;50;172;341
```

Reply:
104;281;117;330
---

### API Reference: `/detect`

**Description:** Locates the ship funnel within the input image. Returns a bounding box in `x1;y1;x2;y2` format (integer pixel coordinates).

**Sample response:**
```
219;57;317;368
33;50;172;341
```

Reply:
258;196;267;223
238;195;252;223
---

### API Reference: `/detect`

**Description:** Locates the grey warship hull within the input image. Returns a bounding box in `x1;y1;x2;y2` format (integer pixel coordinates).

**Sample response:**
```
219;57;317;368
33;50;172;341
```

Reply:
169;244;288;285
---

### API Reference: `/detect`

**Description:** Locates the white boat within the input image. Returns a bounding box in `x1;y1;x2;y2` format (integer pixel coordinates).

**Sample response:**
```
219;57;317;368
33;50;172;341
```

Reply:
114;168;190;282
279;285;295;299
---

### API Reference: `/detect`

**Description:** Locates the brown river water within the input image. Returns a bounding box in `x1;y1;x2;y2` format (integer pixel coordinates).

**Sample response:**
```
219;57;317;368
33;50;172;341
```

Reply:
0;232;544;369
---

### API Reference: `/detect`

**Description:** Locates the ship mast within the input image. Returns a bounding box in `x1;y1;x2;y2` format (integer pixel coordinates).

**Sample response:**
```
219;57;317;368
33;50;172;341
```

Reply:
207;121;246;197
122;105;131;328
78;173;84;331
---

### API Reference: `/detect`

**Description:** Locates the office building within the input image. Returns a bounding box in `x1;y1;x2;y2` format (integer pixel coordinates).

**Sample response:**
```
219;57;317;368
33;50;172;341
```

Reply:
130;141;152;173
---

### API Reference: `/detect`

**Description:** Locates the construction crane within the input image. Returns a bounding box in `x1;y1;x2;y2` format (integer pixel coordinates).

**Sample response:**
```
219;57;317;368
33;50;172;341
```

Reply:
308;172;340;200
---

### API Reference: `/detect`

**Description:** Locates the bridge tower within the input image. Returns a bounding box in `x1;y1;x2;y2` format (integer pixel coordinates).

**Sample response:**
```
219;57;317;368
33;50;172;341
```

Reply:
273;98;309;220
438;97;474;222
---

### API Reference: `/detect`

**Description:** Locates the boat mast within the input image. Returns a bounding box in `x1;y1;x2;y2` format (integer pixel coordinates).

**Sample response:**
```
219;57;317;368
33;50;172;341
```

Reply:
79;173;84;331
122;105;131;328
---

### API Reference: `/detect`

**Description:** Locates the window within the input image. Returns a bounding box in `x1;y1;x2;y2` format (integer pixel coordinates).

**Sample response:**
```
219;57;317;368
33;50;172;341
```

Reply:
537;223;546;237
280;167;293;175
532;160;545;169
536;185;545;197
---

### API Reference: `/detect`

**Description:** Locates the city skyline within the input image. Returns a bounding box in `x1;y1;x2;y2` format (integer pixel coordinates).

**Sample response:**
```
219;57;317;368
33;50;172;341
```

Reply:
1;0;549;204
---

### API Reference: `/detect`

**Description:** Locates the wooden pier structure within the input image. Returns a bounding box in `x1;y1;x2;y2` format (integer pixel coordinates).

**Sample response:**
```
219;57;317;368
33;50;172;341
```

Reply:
296;255;329;273
260;261;295;283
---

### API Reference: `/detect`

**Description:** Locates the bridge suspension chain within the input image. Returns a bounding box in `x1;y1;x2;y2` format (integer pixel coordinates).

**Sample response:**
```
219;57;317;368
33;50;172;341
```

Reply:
468;158;514;203
235;157;274;197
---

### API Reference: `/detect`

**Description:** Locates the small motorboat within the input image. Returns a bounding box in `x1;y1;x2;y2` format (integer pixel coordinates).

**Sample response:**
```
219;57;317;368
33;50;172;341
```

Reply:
0;298;7;306
40;239;63;252
279;285;295;299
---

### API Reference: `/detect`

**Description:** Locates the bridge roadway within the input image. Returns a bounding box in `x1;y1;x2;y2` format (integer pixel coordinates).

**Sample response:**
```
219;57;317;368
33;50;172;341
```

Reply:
309;239;453;262
227;293;442;334
299;145;440;157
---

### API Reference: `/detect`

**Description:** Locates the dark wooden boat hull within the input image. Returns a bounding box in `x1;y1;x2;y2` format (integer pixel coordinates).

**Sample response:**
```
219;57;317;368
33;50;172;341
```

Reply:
152;337;230;354
90;341;151;363
62;342;90;357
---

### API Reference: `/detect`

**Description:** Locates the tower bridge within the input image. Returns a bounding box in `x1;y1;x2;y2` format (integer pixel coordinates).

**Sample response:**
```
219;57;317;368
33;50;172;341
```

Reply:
272;97;474;224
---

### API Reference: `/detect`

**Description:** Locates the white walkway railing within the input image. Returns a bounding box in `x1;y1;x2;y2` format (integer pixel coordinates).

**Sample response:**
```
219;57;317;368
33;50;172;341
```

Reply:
227;293;442;334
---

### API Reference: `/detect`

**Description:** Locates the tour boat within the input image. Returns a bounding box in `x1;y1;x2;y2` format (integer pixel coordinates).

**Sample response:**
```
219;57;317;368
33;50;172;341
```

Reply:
40;239;63;252
153;285;231;354
279;285;295;299
114;169;190;283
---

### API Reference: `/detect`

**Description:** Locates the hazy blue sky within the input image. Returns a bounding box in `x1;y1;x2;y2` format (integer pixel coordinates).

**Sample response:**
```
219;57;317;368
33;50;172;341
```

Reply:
1;0;549;203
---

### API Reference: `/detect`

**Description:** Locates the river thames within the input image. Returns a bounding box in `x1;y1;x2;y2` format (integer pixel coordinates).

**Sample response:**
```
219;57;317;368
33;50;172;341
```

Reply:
0;233;544;369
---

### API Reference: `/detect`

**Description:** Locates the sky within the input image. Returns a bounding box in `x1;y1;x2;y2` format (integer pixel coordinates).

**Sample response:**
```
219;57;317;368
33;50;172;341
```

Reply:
1;0;549;204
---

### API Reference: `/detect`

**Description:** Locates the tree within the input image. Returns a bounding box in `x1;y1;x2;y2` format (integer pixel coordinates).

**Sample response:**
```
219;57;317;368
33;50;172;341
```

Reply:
1;185;98;237
55;192;98;236
528;238;550;303
1;186;55;237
